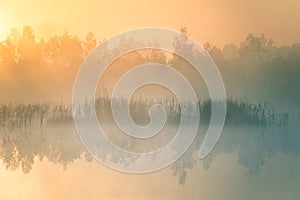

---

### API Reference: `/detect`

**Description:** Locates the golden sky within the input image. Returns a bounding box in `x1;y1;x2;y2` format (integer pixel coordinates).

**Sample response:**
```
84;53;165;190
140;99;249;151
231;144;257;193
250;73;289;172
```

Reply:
0;0;299;47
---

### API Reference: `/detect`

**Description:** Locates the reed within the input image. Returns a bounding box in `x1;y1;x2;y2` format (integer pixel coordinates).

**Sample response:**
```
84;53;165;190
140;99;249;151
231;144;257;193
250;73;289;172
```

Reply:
0;97;289;129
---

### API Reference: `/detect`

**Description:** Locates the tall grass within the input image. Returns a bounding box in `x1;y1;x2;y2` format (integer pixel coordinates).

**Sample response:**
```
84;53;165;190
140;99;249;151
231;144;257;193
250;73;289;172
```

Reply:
0;97;289;129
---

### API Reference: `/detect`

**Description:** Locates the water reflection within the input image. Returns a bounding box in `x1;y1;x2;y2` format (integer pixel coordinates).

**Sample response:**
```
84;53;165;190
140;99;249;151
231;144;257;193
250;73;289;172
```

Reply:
170;122;299;184
0;116;298;185
0;124;87;173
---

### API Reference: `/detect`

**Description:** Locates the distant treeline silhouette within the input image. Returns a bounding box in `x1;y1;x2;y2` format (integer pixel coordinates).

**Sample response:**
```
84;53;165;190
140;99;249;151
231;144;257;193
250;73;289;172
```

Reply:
0;26;299;109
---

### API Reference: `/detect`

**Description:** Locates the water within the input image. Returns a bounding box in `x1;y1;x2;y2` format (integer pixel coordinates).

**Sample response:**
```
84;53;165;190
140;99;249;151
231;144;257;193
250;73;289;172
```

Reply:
0;120;299;199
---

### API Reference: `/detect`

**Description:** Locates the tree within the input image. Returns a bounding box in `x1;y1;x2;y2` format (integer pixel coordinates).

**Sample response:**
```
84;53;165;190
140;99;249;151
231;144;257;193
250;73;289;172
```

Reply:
82;32;97;57
223;43;239;60
239;33;273;62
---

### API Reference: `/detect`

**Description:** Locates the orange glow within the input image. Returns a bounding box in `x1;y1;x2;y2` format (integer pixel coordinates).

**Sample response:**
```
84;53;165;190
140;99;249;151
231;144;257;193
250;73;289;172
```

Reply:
0;24;3;41
0;0;300;47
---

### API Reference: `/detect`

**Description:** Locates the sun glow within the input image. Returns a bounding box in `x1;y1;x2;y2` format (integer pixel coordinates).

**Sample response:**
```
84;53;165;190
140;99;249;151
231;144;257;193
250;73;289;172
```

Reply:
0;24;3;42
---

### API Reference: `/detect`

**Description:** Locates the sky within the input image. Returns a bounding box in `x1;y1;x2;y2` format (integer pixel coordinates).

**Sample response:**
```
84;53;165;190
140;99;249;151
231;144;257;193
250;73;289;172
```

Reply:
0;0;299;47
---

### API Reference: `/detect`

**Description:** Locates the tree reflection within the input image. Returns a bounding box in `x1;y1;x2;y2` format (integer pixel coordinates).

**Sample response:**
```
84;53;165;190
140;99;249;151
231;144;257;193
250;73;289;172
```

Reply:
0;100;297;186
0;125;85;173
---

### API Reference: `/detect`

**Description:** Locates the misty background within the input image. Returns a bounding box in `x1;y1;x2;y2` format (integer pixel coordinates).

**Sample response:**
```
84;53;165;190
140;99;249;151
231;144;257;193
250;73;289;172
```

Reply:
0;26;299;113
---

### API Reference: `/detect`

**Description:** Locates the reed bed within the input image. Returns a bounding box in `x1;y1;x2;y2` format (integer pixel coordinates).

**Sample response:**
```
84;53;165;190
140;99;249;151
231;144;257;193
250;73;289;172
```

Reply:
0;97;289;129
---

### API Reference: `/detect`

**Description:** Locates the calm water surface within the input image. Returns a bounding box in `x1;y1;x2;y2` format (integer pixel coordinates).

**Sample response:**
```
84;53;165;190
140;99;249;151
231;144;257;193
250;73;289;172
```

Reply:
0;120;299;200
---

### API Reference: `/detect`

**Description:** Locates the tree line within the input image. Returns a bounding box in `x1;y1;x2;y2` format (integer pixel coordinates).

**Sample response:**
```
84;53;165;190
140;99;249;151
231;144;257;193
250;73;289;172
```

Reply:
0;26;299;111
